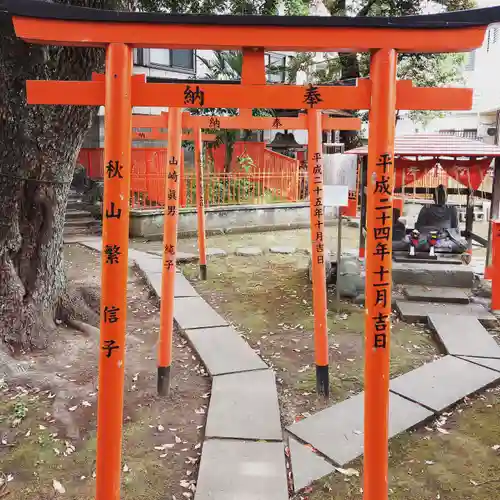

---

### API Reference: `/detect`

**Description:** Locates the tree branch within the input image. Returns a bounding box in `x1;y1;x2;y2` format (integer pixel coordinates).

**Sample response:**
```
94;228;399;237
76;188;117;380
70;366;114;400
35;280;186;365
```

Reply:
356;0;379;17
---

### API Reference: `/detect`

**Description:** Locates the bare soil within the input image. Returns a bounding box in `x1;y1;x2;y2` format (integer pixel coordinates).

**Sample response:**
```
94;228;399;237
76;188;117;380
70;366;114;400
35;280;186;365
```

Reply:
0;244;209;500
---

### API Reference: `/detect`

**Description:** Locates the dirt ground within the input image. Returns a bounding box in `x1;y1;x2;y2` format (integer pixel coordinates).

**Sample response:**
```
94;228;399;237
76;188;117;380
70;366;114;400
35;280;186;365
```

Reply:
0;245;208;500
304;386;500;500
178;250;439;424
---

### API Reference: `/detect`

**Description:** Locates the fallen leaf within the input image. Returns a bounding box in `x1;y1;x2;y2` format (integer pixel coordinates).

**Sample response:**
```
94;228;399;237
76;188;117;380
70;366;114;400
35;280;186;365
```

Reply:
157;424;165;432
175;436;182;443
123;464;129;472
335;467;359;477
53;479;66;494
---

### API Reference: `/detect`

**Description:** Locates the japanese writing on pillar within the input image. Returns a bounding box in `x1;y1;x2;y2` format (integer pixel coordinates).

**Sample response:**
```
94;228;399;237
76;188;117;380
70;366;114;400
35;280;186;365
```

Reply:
371;153;393;350
103;158;124;360
165;154;179;271
312;152;324;265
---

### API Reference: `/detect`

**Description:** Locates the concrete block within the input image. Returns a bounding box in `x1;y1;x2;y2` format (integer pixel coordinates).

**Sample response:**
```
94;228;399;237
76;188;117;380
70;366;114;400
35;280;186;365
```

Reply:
287;392;432;466
392;262;474;288
457;355;500;373
395;300;495;324
174;297;228;330
185;326;267;376
390;355;500;412
289;438;334;492
428;314;500;358
206;370;282;441
404;285;469;304
195;440;288;500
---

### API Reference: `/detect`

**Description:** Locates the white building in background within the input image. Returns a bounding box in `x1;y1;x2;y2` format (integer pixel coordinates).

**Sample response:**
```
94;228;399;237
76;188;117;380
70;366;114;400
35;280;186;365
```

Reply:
396;0;500;143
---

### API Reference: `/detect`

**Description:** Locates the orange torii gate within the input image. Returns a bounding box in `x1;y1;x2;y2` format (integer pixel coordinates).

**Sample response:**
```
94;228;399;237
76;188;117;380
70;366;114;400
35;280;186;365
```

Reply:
132;110;362;280
7;1;498;499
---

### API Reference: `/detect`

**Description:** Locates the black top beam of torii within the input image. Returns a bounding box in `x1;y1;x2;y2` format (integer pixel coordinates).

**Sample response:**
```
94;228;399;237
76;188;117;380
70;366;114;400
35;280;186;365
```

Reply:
1;0;500;29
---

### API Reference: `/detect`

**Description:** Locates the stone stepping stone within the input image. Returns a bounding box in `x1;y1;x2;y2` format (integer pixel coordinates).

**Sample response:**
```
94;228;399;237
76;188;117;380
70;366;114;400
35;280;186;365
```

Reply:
174;296;228;330
457;355;500;373
206;247;227;257
287;392;432;466
393;261;474;288
235;246;263;256
288;437;334;492
185;326;267;376
205;369;282;441
395;300;495;324
195;439;288;500
390;355;500;413
269;246;296;254
404;285;470;304
428;314;500;358
176;251;199;263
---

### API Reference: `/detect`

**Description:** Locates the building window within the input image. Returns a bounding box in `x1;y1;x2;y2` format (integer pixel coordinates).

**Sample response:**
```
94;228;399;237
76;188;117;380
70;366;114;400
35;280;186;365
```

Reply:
266;53;287;83
465;50;475;71
487;27;499;52
135;48;196;72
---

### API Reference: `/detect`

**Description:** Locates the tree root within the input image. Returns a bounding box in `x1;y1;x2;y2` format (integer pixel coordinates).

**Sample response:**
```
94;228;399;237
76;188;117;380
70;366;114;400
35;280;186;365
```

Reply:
57;284;100;328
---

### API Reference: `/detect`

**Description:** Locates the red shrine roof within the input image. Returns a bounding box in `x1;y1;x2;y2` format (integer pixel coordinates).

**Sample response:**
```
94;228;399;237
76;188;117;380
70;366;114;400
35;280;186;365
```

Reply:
347;133;500;158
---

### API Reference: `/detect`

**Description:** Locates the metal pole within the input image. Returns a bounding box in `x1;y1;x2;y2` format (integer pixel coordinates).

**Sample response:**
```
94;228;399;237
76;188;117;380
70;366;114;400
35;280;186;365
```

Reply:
95;42;133;500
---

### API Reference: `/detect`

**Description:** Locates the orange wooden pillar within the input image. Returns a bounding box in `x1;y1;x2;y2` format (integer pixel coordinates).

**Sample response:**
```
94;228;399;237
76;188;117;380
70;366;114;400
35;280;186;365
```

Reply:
158;108;182;396
194;126;208;279
95;43;132;500
307;108;329;398
363;48;397;500
491;220;500;310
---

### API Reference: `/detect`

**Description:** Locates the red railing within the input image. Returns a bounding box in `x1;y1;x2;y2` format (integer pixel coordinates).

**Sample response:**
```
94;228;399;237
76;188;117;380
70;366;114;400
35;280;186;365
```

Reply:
78;147;301;209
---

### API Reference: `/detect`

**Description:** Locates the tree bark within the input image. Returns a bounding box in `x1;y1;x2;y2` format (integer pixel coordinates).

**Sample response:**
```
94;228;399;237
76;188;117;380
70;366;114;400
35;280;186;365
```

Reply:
0;3;110;350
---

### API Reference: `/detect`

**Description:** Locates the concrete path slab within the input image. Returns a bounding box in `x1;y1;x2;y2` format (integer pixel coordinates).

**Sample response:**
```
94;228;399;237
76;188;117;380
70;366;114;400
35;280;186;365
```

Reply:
205;369;282;441
289;438;334;492
235;246;263;256
396;300;495;324
195;439;288;500
458;355;500;373
132;253;162;274
428;314;500;358
142;271;199;298
390;355;500;412
393;261;473;288
287;392;432;466
270;246;296;254
174;296;228;330
404;285;470;304
185;326;267;376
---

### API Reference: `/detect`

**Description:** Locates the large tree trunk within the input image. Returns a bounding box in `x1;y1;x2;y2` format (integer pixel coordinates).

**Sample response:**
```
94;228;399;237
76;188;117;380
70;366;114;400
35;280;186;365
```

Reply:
0;2;110;350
